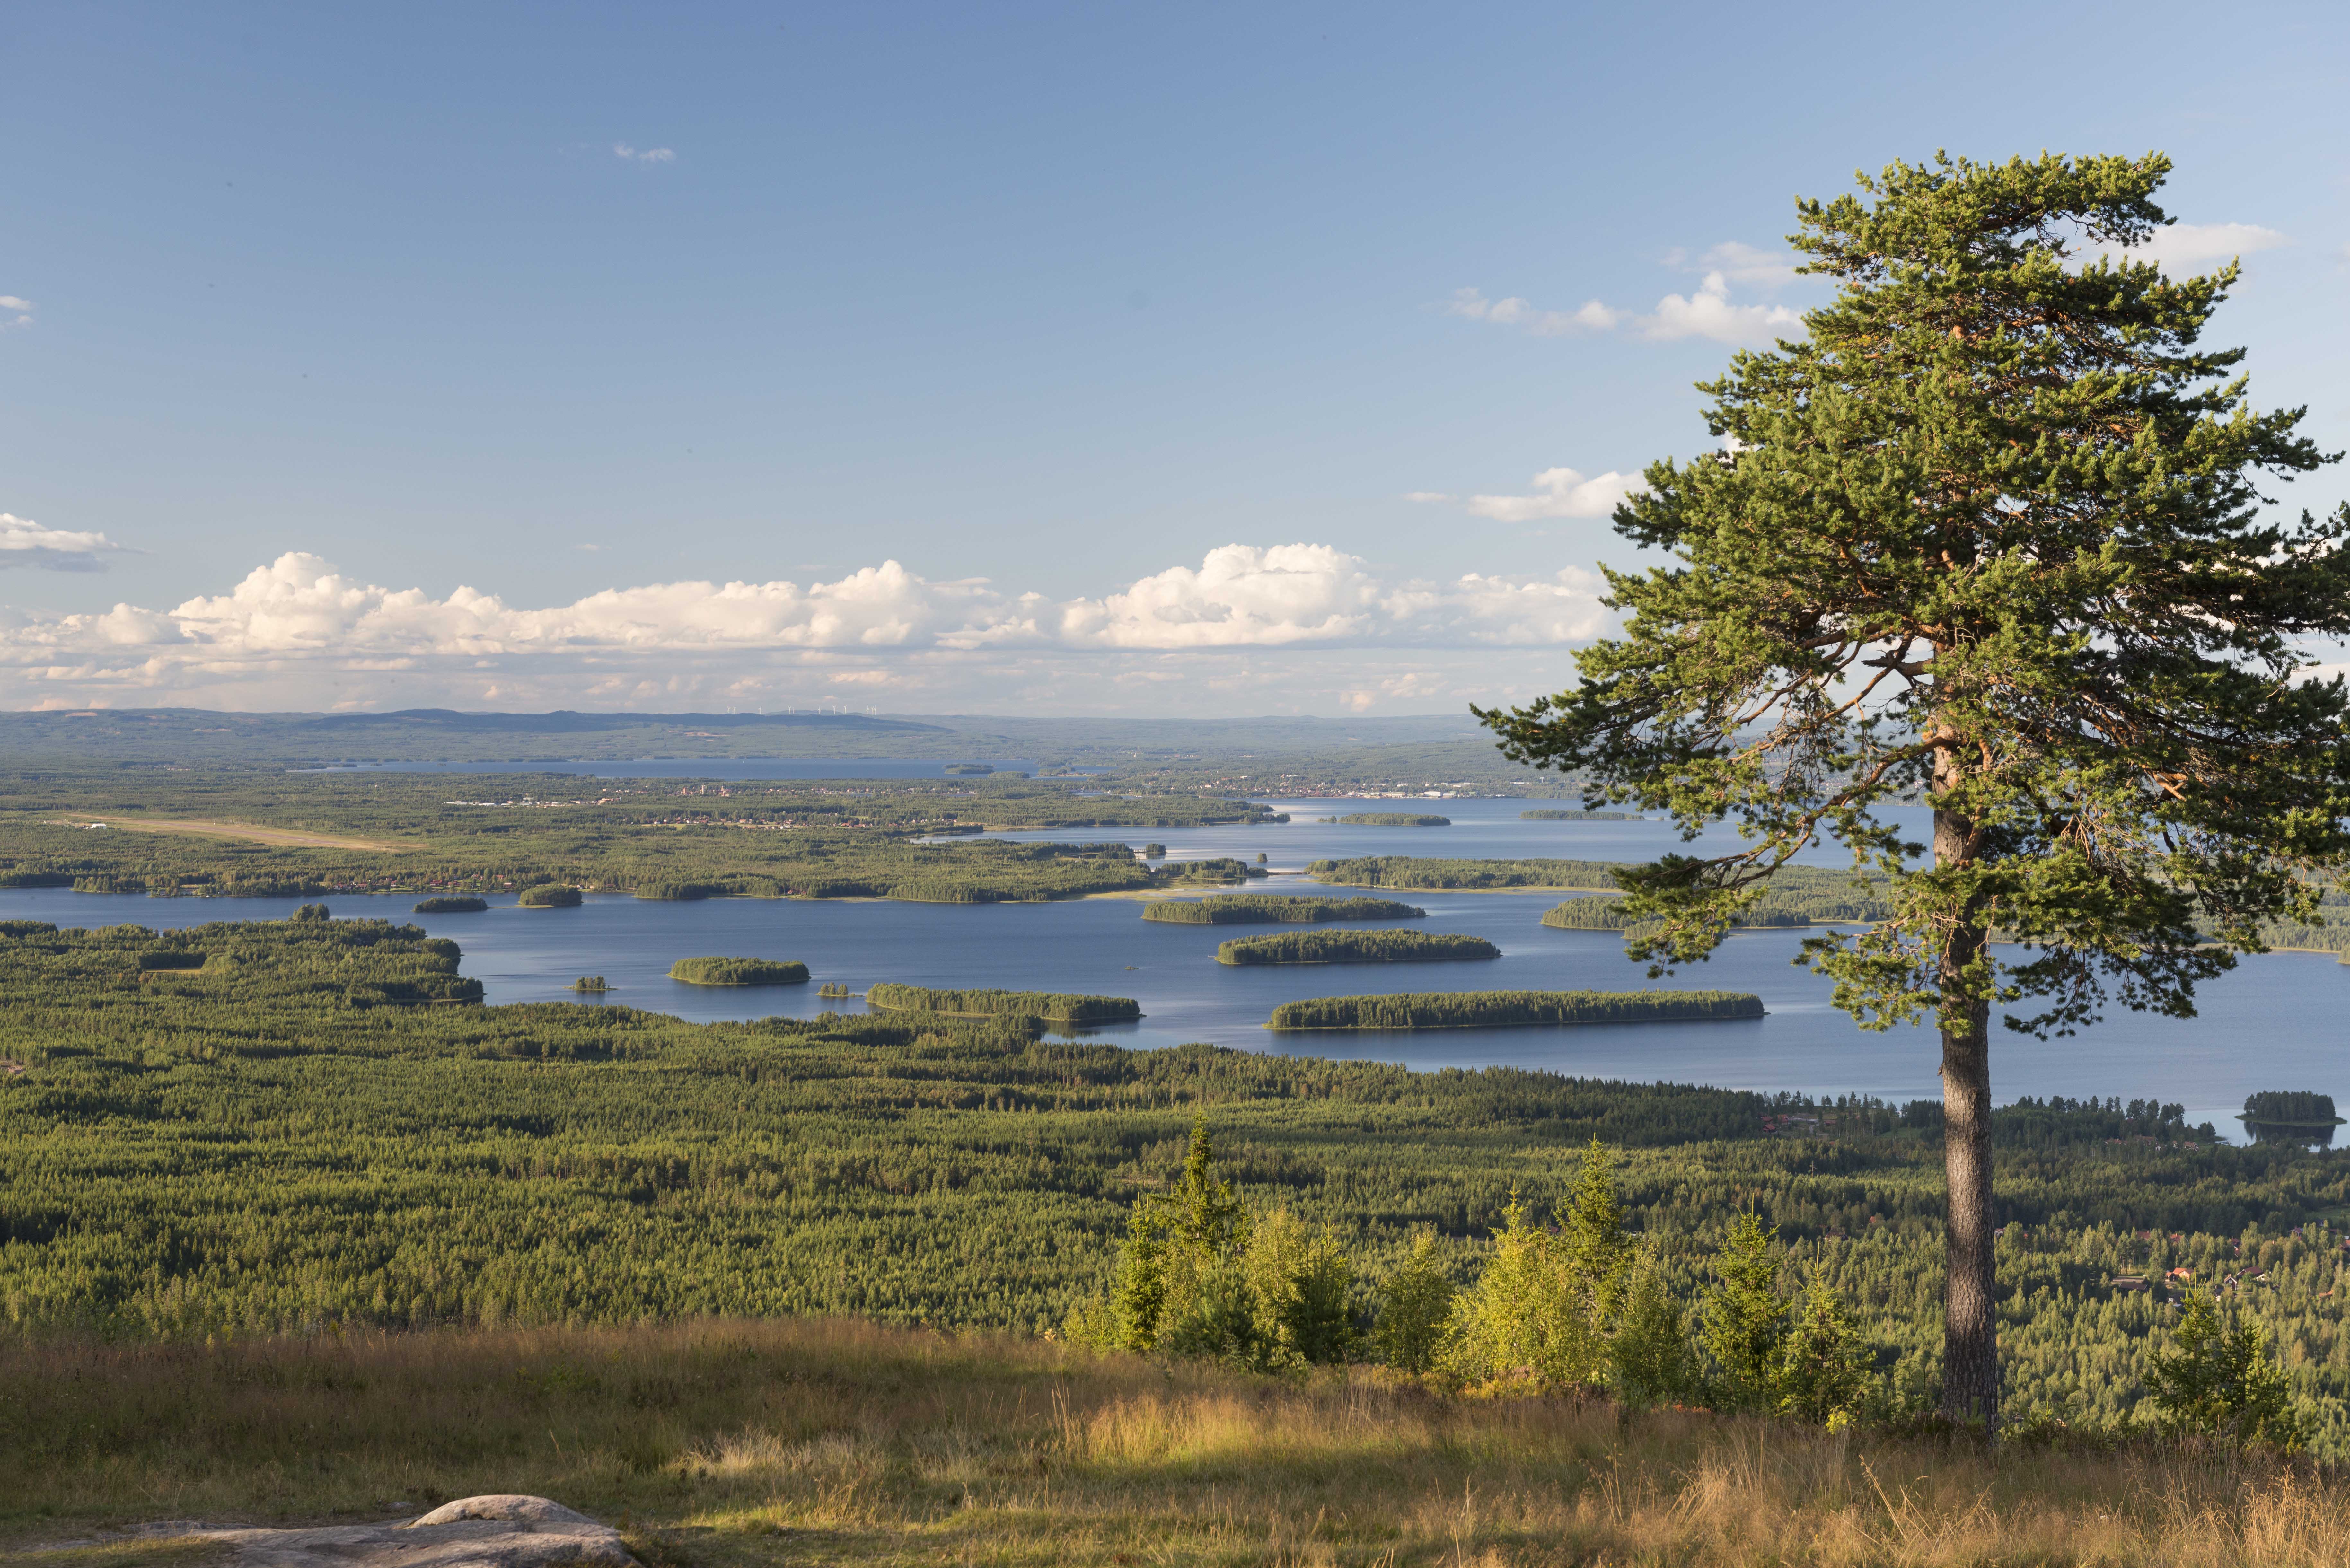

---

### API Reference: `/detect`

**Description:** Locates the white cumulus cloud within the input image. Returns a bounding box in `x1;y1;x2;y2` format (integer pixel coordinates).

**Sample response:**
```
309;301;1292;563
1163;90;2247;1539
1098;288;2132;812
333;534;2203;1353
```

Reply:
0;294;31;328
0;545;1614;709
0;513;130;572
1639;271;1802;344
2111;221;2287;274
613;143;676;164
1454;467;1641;523
1443;287;1619;336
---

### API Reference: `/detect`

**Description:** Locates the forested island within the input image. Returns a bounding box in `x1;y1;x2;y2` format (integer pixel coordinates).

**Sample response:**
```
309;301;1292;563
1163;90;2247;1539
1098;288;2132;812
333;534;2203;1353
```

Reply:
1216;931;1499;965
515;883;582;908
411;895;487;913
667;956;811;986
864;982;1141;1024
1521;809;1638;820
1140;893;1425;924
1267;988;1765;1030
1335;812;1451;827
1310;855;1625;890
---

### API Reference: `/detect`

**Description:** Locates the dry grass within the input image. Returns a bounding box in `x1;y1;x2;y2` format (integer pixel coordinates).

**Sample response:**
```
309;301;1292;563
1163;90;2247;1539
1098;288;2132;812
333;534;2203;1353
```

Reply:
4;1318;2347;1566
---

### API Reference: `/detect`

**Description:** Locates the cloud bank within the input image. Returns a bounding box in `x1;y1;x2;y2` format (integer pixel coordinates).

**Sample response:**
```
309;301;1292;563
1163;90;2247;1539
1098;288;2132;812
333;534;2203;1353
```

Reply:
0;544;1610;714
0;513;131;572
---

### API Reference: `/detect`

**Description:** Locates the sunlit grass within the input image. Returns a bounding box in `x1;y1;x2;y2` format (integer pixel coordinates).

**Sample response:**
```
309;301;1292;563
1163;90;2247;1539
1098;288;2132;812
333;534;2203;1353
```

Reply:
6;1317;2348;1566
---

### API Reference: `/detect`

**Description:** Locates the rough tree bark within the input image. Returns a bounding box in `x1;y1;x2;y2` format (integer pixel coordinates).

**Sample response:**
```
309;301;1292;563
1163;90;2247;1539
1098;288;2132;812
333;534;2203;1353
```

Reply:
1936;796;1998;1432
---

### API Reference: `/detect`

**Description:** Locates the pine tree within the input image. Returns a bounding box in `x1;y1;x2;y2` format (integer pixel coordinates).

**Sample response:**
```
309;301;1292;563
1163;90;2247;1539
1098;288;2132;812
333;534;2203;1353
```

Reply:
1560;1136;1633;1324
1478;153;2350;1431
2146;1290;2303;1450
1776;1278;1872;1428
1608;1243;1695;1406
1700;1214;1786;1412
1373;1231;1457;1375
1444;1186;1599;1388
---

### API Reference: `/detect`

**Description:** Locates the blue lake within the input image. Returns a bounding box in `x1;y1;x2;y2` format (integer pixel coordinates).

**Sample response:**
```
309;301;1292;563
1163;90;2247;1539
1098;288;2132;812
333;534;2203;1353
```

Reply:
4;790;2340;1143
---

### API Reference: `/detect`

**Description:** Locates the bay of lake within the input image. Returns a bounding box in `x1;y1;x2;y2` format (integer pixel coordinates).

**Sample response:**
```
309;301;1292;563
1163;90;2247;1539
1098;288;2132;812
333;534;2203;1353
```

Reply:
7;794;2340;1140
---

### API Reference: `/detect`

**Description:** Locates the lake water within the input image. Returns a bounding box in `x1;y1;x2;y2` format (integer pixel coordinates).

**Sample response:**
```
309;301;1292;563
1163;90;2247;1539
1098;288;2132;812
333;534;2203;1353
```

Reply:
6;790;2342;1142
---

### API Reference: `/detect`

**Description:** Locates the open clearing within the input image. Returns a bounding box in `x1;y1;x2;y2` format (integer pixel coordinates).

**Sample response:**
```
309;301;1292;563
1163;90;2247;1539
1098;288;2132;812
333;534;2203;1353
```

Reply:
51;818;413;853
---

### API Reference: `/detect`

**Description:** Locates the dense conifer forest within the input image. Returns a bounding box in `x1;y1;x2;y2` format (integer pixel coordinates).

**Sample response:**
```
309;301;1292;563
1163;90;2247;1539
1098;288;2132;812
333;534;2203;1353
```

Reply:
7;914;2350;1452
1214;930;1499;965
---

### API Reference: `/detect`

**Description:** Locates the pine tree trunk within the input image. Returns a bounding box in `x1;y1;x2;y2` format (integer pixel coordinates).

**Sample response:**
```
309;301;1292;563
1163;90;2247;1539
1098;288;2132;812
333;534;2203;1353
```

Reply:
1935;802;1998;1433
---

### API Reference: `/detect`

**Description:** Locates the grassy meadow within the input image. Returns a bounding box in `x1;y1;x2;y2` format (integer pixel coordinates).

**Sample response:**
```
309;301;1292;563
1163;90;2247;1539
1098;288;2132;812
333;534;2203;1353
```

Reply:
12;1317;2350;1568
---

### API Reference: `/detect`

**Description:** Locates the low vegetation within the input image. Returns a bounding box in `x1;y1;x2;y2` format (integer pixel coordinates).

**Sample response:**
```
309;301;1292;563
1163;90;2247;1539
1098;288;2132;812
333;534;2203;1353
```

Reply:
1335;812;1450;826
1214;930;1498;965
863;982;1141;1023
11;1318;2347;1568
1140;893;1423;924
1267;988;1765;1030
666;957;810;986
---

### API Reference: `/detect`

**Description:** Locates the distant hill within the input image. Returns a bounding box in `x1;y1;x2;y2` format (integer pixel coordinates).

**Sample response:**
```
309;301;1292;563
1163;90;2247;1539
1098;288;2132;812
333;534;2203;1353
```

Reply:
0;707;1503;768
0;707;946;763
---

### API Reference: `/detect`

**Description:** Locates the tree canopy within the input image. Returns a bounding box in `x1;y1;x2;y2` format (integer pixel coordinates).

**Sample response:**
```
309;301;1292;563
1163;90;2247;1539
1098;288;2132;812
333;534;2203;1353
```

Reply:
1478;151;2350;1427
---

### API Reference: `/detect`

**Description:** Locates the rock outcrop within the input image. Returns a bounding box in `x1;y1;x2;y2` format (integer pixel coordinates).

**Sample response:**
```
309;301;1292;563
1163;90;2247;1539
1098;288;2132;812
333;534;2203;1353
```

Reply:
184;1494;638;1568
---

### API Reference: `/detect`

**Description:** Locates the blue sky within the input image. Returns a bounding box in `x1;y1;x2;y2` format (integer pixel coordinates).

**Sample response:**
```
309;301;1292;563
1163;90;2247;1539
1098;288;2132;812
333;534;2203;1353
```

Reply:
4;1;2346;713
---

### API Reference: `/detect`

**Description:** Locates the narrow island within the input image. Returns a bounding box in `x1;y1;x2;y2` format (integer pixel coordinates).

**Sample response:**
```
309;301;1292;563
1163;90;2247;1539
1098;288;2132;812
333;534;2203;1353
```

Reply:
865;983;1140;1024
1336;813;1451;827
1217;931;1499;966
1520;809;1639;821
1142;894;1425;924
412;896;488;913
668;957;811;986
515;884;583;908
2240;1091;2345;1133
570;976;611;993
1265;988;1765;1031
817;981;852;999
1309;855;1623;890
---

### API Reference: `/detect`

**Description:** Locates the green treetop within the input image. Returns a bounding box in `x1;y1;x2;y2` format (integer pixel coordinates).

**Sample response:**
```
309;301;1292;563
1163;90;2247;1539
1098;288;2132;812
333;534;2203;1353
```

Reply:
1478;151;2350;1431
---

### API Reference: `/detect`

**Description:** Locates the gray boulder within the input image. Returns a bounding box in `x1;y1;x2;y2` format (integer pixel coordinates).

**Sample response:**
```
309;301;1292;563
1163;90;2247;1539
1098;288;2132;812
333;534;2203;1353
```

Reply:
187;1494;638;1568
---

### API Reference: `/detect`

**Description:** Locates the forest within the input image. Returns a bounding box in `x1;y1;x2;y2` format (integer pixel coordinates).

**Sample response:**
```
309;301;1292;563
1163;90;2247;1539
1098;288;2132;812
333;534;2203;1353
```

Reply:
1264;988;1767;1030
6;915;2350;1454
1140;893;1425;923
1214;930;1499;965
667;957;810;986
